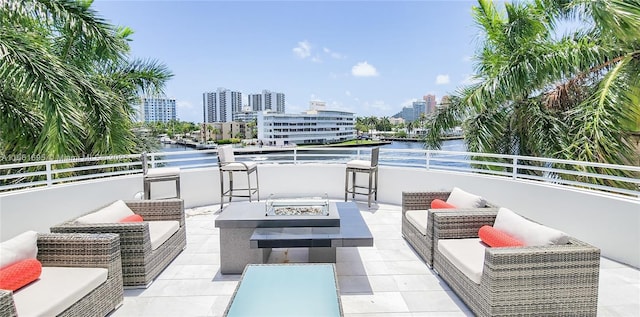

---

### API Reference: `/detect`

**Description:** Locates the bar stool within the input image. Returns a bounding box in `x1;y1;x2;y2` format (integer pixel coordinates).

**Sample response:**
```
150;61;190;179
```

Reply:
345;147;379;207
218;145;259;210
143;167;181;199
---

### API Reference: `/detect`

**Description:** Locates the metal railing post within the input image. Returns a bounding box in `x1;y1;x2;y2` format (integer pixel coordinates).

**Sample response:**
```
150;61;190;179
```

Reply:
46;162;52;187
426;150;431;170
512;157;518;179
141;152;148;174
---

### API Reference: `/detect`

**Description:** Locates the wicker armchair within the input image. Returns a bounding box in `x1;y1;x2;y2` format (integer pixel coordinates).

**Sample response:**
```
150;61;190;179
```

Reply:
401;191;498;267
50;199;186;288
0;233;123;317
431;210;600;316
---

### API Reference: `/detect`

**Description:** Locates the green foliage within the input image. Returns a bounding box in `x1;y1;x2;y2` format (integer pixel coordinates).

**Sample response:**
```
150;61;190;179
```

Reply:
0;0;173;163
217;138;242;145
426;0;640;187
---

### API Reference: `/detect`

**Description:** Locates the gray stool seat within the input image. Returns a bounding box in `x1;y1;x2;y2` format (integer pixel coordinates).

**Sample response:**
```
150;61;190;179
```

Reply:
218;145;259;210
345;147;379;207
143;167;181;199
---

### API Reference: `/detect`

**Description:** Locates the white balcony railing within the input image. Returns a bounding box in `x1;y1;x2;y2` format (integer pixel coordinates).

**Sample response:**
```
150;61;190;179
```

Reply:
1;147;639;199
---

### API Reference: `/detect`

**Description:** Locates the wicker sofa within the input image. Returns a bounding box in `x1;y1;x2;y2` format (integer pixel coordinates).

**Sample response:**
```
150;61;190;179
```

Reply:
401;191;498;268
50;199;186;288
0;233;123;317
431;209;600;316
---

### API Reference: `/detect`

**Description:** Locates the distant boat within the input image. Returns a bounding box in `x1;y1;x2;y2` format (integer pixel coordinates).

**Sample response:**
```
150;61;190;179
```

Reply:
160;137;176;144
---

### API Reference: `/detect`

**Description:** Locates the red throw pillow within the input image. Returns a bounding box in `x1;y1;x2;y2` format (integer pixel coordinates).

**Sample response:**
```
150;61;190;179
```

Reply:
0;258;42;291
120;214;144;222
478;225;525;247
431;199;457;209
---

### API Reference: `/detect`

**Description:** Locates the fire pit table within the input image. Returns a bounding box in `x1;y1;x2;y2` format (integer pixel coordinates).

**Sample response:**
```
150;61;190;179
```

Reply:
215;197;373;274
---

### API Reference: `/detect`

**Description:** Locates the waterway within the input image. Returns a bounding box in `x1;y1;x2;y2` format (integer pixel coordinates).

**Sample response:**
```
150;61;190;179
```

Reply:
157;139;467;168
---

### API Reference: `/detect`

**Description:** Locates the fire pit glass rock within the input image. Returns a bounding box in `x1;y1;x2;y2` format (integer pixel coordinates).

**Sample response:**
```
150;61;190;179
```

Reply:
265;194;330;216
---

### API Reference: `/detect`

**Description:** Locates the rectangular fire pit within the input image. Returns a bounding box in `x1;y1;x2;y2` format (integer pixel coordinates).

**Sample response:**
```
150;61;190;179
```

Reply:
265;194;330;217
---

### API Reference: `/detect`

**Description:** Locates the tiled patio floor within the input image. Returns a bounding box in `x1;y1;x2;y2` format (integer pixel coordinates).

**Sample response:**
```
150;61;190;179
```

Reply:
111;202;640;317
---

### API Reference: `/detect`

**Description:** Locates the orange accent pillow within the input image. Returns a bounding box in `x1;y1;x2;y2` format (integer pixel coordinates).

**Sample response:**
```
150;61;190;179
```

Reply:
431;199;457;209
478;225;525;247
0;258;42;291
120;214;144;222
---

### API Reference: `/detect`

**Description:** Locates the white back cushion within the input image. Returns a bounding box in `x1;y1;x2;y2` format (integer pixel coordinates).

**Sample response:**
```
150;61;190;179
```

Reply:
446;187;486;208
493;207;569;246
218;145;235;163
75;200;135;224
0;231;38;268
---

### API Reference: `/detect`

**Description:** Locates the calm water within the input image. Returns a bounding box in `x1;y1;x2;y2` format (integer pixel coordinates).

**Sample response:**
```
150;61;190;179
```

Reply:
157;139;467;168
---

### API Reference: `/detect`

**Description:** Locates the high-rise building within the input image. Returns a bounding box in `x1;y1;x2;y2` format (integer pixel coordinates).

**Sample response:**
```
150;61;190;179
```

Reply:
138;97;176;123
412;101;426;120
423;94;437;113
247;90;285;113
401;106;414;122
202;88;242;123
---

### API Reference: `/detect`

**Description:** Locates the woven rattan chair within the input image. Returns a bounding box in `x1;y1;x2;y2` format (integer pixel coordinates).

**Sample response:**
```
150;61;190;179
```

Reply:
0;233;123;317
431;210;600;316
50;199;186;288
401;191;498;268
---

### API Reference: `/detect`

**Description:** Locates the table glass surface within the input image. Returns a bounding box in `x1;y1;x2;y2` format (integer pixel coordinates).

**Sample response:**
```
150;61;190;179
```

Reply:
225;264;341;317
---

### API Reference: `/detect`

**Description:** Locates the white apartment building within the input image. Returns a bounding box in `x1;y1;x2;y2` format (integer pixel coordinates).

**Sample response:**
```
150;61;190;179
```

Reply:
202;88;242;123
138;97;176;123
247;90;285;113
257;108;356;146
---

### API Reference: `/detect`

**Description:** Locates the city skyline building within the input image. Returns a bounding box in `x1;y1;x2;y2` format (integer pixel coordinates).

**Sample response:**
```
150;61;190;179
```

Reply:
138;97;176;123
423;94;437;113
202;88;242;123
247;90;285;113
257;103;355;146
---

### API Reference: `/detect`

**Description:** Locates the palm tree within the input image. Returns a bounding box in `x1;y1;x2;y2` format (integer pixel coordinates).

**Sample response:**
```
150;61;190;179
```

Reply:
0;0;172;162
426;0;640;171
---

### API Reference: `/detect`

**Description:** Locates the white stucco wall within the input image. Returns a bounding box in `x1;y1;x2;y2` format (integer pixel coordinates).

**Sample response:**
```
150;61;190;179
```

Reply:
1;164;638;268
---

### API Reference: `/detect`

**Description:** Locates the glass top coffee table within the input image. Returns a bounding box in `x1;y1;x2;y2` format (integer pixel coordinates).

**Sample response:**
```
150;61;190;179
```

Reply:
224;264;342;317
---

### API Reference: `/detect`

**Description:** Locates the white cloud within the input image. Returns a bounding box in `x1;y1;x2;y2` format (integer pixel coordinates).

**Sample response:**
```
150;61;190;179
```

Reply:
435;74;450;85
462;55;473;62
311;55;322;63
345;90;351;97
323;47;345;59
293;40;311;59
352;62;379;77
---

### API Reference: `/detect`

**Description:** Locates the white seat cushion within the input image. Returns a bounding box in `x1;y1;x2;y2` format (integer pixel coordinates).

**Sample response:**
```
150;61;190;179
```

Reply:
12;266;108;317
346;160;373;169
146;167;180;177
438;238;486;284
1;231;38;268
148;221;180;250
493;207;569;246
405;210;428;235
75;200;135;224
446;187;486;208
221;161;257;171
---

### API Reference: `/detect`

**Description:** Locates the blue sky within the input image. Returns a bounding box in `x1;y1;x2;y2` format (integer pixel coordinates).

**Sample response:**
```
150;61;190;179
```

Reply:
93;0;482;123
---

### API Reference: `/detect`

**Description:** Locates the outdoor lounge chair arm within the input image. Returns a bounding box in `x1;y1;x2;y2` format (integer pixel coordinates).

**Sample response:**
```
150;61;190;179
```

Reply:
432;210;499;240
0;290;17;317
36;233;122;269
402;191;450;214
482;237;600;293
50;222;152;254
125;199;184;226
